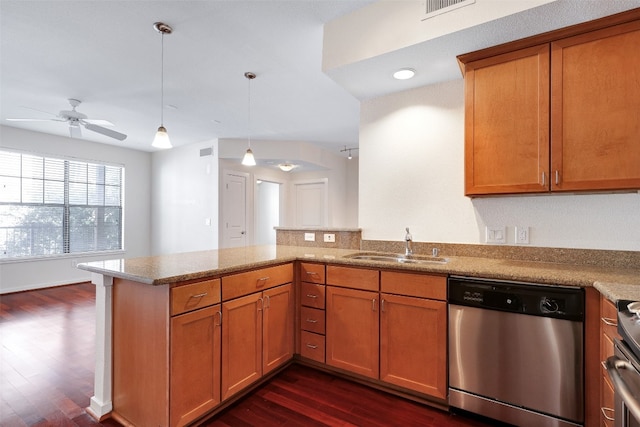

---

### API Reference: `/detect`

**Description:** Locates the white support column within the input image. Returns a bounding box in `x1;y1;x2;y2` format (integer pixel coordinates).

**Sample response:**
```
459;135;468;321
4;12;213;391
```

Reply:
87;273;114;420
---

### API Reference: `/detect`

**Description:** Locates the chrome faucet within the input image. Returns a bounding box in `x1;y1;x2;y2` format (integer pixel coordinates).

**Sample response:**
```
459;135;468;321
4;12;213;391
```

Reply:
405;227;413;256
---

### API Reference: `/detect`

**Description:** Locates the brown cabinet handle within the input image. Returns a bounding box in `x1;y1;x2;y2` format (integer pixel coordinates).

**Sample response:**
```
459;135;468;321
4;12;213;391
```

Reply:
215;311;222;326
306;271;319;276
602;317;617;327
305;343;318;349
305;318;318;323
601;407;614;421
555;170;560;185
256;277;270;287
306;294;318;298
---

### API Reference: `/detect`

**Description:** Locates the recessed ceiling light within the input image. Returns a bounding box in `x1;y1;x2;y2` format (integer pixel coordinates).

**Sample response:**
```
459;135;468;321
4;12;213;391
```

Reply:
393;68;415;80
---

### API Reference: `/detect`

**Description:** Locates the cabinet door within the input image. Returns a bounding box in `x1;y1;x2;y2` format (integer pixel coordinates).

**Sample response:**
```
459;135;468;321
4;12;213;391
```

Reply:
551;20;640;192
380;294;447;399
326;286;379;379
170;305;221;427
464;44;550;195
221;292;263;400
263;283;294;375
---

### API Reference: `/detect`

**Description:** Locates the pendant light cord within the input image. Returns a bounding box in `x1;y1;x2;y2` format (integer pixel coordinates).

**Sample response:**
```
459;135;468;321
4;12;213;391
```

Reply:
160;31;164;127
247;73;251;149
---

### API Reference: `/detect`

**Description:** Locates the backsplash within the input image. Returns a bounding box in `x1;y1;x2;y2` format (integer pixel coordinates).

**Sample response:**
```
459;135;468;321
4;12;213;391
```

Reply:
362;240;640;270
275;228;361;249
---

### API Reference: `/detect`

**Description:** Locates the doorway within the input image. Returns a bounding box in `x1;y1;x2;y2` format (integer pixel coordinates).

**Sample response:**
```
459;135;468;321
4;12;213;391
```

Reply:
255;180;281;245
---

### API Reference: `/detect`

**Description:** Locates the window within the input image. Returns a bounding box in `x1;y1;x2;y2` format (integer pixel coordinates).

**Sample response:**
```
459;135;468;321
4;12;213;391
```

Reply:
0;150;123;259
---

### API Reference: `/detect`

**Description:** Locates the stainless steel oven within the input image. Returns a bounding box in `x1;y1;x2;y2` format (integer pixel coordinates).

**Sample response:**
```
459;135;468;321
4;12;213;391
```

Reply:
606;300;640;427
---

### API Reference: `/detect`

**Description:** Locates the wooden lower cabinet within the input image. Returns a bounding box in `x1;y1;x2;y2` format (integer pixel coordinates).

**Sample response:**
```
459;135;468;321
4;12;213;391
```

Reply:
600;295;620;426
325;268;448;401
221;283;294;400
170;305;221;427
380;293;447;399
112;278;223;427
326;286;380;379
263;283;295;375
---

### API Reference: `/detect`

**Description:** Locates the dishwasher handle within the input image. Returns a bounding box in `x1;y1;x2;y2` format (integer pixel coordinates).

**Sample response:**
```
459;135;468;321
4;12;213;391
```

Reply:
606;355;640;422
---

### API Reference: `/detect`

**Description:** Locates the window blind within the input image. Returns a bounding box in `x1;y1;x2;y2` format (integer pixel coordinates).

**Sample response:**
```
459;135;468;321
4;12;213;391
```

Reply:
0;150;123;258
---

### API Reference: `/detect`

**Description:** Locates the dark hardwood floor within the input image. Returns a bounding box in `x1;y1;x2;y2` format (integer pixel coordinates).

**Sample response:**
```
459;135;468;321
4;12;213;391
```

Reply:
0;283;495;427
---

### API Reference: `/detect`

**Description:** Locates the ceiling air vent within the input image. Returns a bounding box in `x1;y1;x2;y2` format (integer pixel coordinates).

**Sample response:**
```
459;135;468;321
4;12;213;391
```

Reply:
422;0;476;20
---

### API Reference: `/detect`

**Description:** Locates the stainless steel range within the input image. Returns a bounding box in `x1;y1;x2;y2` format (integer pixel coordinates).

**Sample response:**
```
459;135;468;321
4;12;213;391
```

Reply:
448;276;585;427
606;300;640;427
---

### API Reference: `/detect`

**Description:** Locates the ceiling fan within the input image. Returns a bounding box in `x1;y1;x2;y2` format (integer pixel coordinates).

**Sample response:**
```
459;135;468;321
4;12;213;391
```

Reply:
7;98;127;141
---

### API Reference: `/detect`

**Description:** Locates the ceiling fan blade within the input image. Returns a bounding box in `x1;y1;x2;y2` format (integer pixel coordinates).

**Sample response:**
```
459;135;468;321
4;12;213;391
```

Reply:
6;118;65;122
83;123;127;141
84;119;115;126
69;124;82;139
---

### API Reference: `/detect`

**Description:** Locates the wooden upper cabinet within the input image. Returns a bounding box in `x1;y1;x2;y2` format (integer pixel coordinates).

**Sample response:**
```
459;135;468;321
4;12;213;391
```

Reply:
551;20;640;191
464;44;550;196
462;13;640;196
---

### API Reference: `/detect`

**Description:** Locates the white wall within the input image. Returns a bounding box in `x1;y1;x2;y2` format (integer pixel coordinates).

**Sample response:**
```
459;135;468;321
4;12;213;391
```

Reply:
0;126;152;293
218;138;359;232
359;80;640;250
151;140;219;255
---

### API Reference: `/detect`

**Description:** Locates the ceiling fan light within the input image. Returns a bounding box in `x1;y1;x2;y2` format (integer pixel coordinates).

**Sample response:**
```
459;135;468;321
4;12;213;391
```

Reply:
152;125;172;149
242;148;256;166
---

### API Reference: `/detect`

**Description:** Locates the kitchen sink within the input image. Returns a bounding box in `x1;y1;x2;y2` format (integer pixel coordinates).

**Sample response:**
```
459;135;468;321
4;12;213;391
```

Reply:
344;253;448;264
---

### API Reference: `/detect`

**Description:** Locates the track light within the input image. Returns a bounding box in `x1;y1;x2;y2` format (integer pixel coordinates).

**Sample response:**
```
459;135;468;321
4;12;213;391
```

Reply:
340;146;359;159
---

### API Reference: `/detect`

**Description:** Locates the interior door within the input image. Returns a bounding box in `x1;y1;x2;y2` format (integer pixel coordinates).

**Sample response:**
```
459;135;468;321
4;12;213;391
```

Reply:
293;179;328;227
222;172;247;248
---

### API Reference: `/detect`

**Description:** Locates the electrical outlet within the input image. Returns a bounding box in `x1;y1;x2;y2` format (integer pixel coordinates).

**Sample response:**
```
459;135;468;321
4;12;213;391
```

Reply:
304;233;315;242
485;226;506;244
324;233;335;243
515;226;530;244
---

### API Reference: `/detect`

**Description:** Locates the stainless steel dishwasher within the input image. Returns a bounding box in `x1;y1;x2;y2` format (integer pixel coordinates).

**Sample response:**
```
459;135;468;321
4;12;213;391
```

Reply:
448;276;585;427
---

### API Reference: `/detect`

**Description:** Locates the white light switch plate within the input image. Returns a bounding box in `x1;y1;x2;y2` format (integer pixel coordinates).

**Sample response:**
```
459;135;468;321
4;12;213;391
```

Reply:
304;233;315;242
486;226;506;244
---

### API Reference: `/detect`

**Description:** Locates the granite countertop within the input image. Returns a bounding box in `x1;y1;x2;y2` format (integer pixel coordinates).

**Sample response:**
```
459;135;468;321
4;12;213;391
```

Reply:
78;245;640;301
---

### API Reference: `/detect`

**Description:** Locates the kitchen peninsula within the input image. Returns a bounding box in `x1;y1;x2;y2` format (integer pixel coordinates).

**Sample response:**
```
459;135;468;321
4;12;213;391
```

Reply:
79;244;640;427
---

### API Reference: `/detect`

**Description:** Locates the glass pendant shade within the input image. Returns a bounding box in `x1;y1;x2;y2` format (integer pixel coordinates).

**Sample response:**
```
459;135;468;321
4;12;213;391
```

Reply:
152;125;172;149
242;148;256;166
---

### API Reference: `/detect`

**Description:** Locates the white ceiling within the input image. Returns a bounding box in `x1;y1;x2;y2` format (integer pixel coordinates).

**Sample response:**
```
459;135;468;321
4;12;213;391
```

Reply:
2;0;639;157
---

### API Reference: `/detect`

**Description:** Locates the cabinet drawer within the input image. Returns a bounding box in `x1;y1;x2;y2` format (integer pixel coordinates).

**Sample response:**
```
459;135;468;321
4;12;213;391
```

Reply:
601;297;620;341
602;374;615;426
171;279;221;316
380;271;446;300
300;306;325;334
301;283;325;309
222;263;293;301
300;262;325;284
326;265;379;291
300;331;325;363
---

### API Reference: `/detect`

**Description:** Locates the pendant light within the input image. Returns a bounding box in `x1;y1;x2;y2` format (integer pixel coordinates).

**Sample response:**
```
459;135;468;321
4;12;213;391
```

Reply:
241;72;257;166
152;22;172;149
